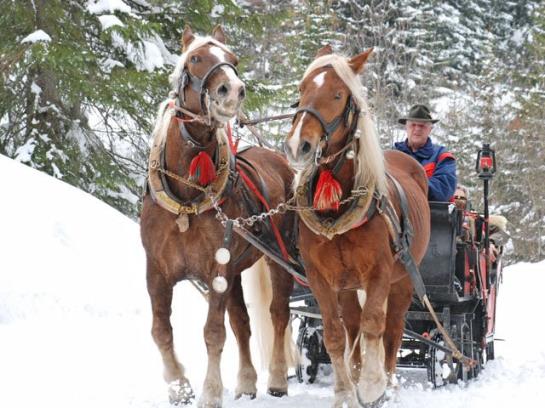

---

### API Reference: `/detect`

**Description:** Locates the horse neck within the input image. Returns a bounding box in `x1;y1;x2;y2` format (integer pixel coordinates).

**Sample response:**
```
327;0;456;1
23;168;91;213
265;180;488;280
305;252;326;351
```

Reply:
164;119;218;200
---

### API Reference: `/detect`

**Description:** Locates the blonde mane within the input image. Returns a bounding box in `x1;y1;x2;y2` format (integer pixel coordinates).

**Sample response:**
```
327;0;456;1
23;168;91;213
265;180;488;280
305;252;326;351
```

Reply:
302;54;387;195
150;36;233;146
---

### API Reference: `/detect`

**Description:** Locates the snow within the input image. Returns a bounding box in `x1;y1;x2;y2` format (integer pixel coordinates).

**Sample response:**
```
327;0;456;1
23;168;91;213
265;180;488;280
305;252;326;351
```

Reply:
1;153;545;407
210;4;225;18
21;29;51;44
111;32;166;72
87;0;131;14
98;14;125;30
14;138;36;162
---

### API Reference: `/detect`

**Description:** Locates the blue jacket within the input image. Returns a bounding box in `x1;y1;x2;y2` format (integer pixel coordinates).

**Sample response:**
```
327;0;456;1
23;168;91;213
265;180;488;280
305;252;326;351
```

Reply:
394;138;457;202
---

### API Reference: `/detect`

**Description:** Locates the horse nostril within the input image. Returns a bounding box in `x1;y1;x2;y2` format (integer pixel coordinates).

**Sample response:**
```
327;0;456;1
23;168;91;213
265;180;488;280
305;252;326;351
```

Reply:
217;84;229;97
301;141;312;154
239;87;246;100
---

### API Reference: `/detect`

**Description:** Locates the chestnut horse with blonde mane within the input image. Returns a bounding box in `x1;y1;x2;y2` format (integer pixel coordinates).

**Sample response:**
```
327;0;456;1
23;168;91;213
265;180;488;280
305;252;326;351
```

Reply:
141;26;295;407
284;46;430;407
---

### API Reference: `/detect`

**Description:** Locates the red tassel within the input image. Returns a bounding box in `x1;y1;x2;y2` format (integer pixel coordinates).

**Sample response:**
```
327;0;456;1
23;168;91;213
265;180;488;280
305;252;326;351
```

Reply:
189;152;216;186
313;169;343;211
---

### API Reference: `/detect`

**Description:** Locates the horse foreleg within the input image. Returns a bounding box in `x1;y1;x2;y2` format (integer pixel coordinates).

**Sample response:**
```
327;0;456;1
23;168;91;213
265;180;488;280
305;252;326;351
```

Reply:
310;273;358;408
146;260;194;404
383;275;413;387
199;288;228;408
266;259;295;397
356;273;390;406
339;290;363;383
226;274;257;399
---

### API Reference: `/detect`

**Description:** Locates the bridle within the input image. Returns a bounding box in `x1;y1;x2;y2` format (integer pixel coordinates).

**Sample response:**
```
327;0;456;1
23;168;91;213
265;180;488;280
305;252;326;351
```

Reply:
178;59;239;116
293;93;360;166
167;45;240;147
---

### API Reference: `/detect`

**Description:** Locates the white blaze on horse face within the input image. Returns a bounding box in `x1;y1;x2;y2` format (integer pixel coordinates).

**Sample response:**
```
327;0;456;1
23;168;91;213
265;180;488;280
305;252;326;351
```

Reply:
313;71;327;88
289;112;307;159
209;45;243;102
210;46;238;83
210;45;227;62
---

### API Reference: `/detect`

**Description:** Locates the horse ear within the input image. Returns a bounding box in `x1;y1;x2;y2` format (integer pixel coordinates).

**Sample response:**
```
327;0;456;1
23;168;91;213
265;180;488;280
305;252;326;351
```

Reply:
348;48;373;74
182;26;195;51
315;44;333;59
212;25;226;44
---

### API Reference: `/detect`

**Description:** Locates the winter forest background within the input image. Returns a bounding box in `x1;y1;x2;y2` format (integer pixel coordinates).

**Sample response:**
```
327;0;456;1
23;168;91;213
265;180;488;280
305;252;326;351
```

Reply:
1;0;544;263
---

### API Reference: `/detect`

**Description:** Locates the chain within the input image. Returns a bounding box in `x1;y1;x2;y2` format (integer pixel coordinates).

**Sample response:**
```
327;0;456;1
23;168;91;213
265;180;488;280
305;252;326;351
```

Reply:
210;185;370;228
153;155;370;228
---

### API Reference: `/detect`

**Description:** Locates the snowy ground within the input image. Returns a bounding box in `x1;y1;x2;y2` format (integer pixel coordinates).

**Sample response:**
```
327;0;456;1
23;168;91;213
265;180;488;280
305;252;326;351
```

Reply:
1;154;544;408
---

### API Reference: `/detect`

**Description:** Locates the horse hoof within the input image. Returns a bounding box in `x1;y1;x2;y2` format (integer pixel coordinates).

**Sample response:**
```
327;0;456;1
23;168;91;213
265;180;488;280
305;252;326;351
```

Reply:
168;379;195;405
356;390;386;408
235;392;256;400
267;388;287;397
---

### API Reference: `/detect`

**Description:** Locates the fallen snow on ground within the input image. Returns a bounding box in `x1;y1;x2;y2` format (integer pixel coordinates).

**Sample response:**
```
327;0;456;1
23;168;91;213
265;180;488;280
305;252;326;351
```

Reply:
0;154;544;407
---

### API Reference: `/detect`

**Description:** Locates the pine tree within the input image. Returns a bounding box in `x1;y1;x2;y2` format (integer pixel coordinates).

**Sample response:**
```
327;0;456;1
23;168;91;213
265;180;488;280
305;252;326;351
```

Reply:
0;0;174;217
0;0;287;217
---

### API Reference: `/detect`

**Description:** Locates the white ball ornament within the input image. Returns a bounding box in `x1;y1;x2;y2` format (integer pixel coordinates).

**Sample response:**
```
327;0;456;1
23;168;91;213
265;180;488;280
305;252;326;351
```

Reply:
212;276;228;293
215;247;231;265
346;150;355;160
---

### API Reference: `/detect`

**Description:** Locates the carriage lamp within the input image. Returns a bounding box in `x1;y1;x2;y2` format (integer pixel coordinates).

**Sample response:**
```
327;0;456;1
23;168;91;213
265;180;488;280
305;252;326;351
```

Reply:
475;143;496;179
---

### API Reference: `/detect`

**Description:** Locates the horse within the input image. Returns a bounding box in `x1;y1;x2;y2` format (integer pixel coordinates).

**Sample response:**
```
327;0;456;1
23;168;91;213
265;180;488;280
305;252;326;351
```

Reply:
140;26;296;407
284;45;431;407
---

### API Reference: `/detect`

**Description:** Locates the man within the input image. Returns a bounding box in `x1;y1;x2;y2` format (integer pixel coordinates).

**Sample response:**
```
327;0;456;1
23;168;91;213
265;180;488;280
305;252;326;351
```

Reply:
395;104;456;201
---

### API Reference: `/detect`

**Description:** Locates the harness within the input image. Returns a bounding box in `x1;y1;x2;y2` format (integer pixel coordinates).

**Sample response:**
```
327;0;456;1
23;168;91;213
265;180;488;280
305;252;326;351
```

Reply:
147;43;292;273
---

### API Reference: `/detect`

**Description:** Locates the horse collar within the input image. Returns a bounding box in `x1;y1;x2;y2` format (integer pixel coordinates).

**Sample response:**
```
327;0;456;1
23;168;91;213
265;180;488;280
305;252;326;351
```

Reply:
147;127;233;216
295;164;377;240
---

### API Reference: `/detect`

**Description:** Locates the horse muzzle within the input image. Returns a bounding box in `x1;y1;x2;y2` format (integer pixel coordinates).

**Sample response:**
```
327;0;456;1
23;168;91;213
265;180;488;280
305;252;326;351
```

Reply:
283;140;315;171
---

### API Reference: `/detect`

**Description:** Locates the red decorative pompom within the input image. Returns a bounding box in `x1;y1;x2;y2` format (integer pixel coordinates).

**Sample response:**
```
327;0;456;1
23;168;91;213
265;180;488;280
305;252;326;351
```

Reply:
189;152;216;186
313;169;342;211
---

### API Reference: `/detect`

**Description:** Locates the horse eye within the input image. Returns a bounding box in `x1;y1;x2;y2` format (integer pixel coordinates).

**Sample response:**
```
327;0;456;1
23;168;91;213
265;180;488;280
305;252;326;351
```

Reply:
335;92;342;100
190;55;200;64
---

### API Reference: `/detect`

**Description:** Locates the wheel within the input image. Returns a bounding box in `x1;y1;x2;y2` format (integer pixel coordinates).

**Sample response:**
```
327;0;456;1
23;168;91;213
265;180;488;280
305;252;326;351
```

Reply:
295;324;321;383
427;335;455;388
456;322;483;381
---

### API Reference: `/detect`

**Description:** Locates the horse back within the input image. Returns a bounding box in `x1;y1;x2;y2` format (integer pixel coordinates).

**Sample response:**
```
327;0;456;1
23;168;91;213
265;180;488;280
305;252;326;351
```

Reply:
384;150;430;265
237;146;294;203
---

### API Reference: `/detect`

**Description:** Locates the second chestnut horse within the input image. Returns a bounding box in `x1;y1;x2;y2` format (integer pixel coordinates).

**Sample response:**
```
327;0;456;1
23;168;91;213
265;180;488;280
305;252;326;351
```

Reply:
284;45;430;407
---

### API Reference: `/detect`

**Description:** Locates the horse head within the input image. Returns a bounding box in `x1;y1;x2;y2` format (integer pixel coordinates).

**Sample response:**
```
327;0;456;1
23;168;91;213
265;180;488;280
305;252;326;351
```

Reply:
284;45;373;170
172;25;245;125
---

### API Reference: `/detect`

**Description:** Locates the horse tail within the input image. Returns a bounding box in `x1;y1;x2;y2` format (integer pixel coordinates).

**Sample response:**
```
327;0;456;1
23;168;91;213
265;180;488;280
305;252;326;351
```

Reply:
242;257;298;370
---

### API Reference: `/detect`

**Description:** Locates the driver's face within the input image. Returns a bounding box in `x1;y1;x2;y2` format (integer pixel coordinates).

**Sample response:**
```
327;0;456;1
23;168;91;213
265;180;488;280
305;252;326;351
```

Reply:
406;120;433;151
